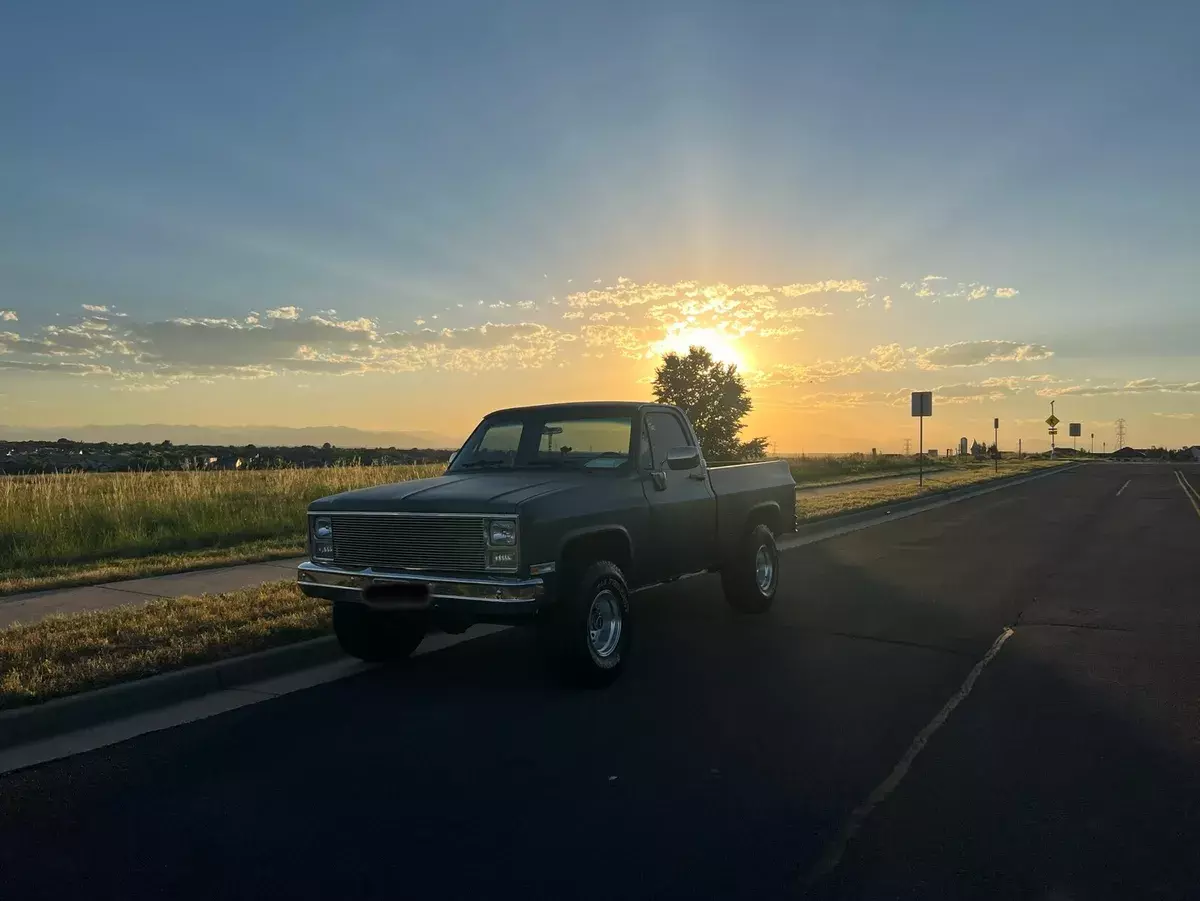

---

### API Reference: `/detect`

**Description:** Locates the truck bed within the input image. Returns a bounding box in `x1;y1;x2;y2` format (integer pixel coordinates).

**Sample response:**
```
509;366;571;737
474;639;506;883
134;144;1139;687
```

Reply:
709;459;797;551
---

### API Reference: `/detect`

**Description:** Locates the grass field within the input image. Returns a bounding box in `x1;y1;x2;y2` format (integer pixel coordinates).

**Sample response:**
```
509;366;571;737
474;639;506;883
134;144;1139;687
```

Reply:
795;459;1062;520
785;453;953;487
0;580;322;711
0;465;442;595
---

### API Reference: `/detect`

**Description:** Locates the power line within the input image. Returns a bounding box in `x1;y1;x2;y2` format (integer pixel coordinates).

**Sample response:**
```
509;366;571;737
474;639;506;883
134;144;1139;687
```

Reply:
903;438;912;455
1115;418;1127;449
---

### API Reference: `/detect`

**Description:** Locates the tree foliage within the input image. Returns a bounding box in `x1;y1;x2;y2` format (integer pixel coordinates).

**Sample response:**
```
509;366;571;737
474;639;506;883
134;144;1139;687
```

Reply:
651;346;768;461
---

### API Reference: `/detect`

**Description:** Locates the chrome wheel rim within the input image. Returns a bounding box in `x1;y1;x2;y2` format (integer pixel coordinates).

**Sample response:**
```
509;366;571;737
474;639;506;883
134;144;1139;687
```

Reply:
587;589;623;658
755;545;775;594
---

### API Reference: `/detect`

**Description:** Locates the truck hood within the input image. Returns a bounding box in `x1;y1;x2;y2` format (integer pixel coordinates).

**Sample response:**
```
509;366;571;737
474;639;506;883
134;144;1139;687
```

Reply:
308;472;588;514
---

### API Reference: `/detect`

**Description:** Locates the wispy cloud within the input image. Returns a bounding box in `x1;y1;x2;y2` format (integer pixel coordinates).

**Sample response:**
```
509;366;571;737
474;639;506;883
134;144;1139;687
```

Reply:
266;306;302;320
917;340;1053;369
0;310;17;322
81;304;109;313
1038;379;1200;398
1154;412;1197;420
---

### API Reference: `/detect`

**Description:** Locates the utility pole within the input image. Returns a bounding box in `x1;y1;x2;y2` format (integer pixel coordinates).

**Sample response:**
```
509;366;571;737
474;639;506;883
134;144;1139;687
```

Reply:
1018;438;1022;458
1115;418;1127;449
1091;432;1094;455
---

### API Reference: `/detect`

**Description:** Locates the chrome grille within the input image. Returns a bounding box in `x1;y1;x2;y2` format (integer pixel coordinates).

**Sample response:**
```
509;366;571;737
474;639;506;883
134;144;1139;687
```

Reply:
330;515;489;572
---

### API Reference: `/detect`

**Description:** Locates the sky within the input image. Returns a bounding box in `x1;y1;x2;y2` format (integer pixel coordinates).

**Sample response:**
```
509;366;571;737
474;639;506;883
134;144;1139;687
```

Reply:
2;0;1198;453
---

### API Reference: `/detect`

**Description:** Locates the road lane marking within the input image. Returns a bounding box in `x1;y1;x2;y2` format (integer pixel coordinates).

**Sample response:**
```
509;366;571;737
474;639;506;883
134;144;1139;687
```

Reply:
804;626;1016;887
1116;479;1131;496
1175;470;1200;518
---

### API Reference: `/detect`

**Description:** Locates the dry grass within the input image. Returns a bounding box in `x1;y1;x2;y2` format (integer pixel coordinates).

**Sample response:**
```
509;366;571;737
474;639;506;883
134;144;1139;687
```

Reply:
0;580;325;711
797;459;1064;520
0;464;442;595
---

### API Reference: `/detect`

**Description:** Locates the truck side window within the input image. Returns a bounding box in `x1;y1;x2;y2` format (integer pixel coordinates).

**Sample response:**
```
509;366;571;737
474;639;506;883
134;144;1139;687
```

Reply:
639;420;654;469
645;412;690;470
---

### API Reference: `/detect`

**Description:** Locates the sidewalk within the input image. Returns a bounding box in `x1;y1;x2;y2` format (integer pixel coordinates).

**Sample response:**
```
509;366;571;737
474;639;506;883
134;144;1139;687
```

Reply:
0;558;306;629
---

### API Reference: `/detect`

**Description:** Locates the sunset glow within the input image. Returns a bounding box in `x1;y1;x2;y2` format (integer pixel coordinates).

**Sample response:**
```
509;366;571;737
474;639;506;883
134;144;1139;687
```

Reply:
651;327;750;371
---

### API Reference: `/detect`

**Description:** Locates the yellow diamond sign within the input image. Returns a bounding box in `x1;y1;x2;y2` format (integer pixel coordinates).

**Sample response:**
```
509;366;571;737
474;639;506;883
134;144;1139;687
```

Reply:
1046;414;1060;428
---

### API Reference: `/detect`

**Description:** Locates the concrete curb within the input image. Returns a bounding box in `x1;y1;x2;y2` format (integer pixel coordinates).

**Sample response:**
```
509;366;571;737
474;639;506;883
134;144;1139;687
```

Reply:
0;636;343;752
785;463;1080;545
0;463;1077;753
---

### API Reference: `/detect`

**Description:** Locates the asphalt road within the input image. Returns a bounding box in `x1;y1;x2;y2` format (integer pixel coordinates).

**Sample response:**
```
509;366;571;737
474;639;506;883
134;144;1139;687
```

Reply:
2;463;1198;900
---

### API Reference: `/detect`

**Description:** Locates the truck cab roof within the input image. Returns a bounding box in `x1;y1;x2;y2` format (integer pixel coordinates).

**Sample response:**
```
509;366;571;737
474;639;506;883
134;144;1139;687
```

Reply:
482;401;679;419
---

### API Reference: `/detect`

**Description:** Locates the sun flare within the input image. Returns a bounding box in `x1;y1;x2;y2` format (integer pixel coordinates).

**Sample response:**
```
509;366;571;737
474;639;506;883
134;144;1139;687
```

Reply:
652;327;750;370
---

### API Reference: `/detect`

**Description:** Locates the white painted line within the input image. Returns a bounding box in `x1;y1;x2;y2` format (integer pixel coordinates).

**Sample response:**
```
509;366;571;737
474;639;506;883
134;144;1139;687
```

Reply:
779;465;1077;554
1175;470;1200;518
805;626;1016;886
0;625;508;776
1117;479;1131;496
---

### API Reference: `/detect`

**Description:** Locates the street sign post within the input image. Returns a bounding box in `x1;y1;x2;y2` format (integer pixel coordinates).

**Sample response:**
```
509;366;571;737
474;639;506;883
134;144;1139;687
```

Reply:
1047;402;1059;458
912;391;933;487
993;418;1000;472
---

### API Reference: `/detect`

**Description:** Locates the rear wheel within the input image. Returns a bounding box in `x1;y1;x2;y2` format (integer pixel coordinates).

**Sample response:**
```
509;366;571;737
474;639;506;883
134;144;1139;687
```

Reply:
333;601;427;662
537;560;632;688
721;523;779;613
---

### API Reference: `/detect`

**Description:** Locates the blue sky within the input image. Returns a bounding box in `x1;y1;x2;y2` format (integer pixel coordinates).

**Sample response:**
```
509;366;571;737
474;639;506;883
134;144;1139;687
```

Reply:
2;1;1198;450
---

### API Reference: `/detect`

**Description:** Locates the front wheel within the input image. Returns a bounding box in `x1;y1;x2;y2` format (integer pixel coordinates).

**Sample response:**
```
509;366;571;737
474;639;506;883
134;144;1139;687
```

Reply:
333;601;427;662
537;561;632;688
721;523;779;613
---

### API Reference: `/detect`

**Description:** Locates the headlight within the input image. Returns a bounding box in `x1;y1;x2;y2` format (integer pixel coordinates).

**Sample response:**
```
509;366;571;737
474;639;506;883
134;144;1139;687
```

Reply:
488;520;517;546
311;516;334;560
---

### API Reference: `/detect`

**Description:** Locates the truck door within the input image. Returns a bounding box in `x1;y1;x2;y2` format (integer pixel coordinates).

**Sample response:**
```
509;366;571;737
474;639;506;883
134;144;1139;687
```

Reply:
641;410;718;580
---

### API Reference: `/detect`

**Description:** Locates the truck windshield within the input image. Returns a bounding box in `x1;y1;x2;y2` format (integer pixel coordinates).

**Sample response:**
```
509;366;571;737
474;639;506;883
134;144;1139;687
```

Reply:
452;415;633;472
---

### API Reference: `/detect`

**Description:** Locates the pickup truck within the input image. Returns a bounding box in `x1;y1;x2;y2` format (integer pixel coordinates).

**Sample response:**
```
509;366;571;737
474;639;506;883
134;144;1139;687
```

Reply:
299;401;796;686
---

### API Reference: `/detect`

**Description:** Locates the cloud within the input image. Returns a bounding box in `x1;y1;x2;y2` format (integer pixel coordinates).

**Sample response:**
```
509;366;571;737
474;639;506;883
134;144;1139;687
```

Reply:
1154;412;1197;420
917;340;1053;369
266;306;302;320
0;359;113;375
869;343;909;372
1037;380;1200;398
994;287;1019;298
883;296;892;311
81;304;109;313
0;310;16;322
750;357;867;387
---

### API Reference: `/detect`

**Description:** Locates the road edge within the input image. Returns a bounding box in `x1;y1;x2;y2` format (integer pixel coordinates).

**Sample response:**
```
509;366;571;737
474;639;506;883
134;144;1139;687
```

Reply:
0;636;343;751
0;463;1078;754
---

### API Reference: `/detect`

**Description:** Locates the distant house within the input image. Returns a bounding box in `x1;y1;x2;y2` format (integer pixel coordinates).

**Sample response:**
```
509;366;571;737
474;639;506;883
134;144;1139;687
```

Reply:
1112;446;1147;459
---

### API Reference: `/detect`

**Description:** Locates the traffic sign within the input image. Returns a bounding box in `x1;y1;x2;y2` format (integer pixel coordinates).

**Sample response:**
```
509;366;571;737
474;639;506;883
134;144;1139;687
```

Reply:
1048;427;1058;435
911;391;932;417
1069;422;1081;437
1045;414;1060;428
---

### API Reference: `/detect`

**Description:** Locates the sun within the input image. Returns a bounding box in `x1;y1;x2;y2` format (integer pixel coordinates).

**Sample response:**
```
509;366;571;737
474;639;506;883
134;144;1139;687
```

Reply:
652;327;750;370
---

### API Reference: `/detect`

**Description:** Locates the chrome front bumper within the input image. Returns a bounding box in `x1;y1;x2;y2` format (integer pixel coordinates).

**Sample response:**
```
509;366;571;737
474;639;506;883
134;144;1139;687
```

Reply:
297;561;547;616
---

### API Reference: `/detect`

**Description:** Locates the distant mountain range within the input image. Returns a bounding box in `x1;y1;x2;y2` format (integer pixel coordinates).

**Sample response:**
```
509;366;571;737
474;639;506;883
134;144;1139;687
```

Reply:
0;424;462;449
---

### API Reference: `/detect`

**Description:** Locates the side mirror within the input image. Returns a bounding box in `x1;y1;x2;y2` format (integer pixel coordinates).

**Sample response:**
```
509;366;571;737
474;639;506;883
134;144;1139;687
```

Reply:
447;451;458;466
666;446;701;471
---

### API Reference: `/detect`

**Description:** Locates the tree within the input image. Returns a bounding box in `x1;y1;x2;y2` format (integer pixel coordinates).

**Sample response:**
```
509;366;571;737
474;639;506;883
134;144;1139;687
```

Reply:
652;346;768;461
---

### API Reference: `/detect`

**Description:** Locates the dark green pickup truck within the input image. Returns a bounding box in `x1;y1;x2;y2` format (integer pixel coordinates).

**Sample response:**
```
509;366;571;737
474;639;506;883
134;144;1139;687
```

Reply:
298;401;796;686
